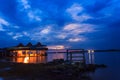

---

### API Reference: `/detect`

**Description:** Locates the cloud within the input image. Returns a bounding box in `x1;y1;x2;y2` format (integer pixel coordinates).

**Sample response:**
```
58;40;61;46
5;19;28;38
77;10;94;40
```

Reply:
25;23;93;44
57;33;67;39
7;31;30;40
20;0;31;10
27;10;41;21
0;18;9;26
12;33;23;40
66;3;92;21
7;32;24;40
23;31;29;36
17;0;42;22
67;3;83;14
40;26;51;34
56;23;96;44
7;32;14;36
63;23;95;34
0;17;20;30
23;25;53;41
13;26;20;29
0;24;5;31
68;37;85;42
48;45;65;49
63;23;79;31
17;0;31;11
0;0;120;49
0;17;12;31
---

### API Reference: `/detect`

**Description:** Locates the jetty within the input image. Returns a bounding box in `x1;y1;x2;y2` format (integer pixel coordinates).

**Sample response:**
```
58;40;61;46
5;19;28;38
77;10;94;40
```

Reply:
47;49;86;64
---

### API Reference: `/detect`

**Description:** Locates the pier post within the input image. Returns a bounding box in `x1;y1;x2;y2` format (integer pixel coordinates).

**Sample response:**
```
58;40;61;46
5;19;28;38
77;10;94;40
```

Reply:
91;52;94;64
88;50;95;64
82;50;86;65
70;52;72;64
66;50;68;61
66;49;86;64
88;52;91;64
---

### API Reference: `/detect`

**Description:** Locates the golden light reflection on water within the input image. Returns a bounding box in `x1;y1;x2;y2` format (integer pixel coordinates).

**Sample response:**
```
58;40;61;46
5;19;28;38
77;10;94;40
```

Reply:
12;56;47;63
24;57;29;63
11;53;65;63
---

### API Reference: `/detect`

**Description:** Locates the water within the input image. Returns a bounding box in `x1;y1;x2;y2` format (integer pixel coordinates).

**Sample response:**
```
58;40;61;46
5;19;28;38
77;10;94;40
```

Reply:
47;53;65;61
39;52;120;80
7;53;65;63
4;52;120;80
89;52;120;80
0;77;3;80
9;56;47;63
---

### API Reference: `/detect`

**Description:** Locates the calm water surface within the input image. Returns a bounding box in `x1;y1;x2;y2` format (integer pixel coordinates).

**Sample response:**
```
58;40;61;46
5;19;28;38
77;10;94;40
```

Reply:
9;53;65;63
6;52;120;80
89;52;120;80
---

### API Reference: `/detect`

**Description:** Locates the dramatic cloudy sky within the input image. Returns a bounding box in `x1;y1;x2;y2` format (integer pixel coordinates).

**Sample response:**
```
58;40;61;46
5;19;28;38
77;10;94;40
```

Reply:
0;0;120;49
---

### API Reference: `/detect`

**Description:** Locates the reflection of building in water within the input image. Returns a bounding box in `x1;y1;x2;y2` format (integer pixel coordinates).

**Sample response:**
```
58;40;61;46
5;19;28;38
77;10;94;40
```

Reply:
24;57;29;63
7;42;48;57
12;56;47;63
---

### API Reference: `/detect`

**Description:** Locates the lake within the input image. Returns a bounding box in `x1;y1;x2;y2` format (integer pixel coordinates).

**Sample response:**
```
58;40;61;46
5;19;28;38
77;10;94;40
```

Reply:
3;52;120;80
89;52;120;80
7;53;65;63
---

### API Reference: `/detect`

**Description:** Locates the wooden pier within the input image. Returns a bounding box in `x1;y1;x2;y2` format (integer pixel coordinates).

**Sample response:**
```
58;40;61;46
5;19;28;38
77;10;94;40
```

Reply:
66;49;85;64
48;49;86;64
0;48;86;64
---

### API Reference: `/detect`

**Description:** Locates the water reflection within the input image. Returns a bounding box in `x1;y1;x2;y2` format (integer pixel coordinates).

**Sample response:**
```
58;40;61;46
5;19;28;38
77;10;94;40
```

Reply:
24;57;29;63
0;77;3;80
4;52;120;80
11;56;47;63
9;53;88;63
47;53;65;62
10;53;65;63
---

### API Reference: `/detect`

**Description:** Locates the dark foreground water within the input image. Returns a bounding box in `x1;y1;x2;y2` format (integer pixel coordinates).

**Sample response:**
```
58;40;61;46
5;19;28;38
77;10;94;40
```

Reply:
2;52;120;80
89;52;120;80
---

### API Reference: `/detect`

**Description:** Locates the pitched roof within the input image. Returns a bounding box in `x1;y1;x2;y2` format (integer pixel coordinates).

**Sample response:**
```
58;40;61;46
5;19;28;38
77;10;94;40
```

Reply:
17;43;24;47
26;42;33;47
7;42;48;50
35;42;42;47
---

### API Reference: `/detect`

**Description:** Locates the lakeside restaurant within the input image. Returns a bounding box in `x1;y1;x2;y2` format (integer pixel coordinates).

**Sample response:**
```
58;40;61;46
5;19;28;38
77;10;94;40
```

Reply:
6;42;48;57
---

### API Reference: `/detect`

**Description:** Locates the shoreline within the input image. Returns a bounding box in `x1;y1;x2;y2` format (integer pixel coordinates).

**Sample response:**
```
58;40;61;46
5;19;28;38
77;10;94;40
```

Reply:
0;59;106;80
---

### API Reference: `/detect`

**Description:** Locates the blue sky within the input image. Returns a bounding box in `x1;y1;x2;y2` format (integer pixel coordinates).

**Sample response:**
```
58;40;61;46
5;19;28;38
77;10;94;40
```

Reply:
0;0;120;49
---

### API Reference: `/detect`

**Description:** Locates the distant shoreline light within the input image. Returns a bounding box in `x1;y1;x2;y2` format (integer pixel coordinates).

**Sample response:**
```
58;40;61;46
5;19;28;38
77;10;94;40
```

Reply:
88;49;94;53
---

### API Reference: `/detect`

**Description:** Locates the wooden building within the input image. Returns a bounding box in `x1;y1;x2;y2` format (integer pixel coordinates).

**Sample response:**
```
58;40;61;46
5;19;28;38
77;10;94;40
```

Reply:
6;42;48;57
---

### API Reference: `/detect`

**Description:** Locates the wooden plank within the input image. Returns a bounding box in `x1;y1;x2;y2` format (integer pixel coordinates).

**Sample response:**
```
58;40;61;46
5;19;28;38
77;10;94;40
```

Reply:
67;56;84;58
64;49;86;64
73;60;85;62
